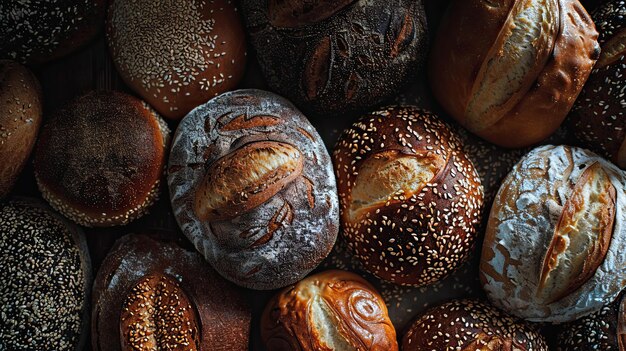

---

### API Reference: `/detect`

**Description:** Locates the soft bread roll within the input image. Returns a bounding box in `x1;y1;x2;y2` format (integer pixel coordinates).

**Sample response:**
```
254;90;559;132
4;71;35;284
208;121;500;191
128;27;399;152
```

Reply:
569;0;626;168
333;106;484;286
429;0;599;147
481;145;626;322
168;89;339;290
261;270;397;351
402;300;548;351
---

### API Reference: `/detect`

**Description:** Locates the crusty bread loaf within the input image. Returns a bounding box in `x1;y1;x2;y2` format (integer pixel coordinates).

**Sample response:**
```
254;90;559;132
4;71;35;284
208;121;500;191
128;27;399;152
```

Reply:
430;0;599;147
91;233;251;351
569;0;626;168
402;300;548;351
333;106;484;286
261;270;397;351
107;0;247;120
168;89;339;290
0;198;91;351
242;0;428;117
481;145;626;322
34;91;170;227
0;60;42;198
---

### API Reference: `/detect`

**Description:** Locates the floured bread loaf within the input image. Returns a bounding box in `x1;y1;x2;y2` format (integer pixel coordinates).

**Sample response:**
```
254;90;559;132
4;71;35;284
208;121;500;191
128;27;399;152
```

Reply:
430;0;599;147
481;145;626;322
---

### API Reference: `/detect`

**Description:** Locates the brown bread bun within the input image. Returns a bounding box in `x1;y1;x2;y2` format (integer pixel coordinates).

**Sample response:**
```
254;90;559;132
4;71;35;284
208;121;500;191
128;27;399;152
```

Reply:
261;270;397;351
569;0;626;168
0;60;42;198
481;144;626;322
0;198;91;351
168;89;339;290
241;0;428;117
107;0;247;120
554;292;625;350
0;0;106;64
34;91;170;227
333;105;484;286
91;233;251;351
402;299;548;351
429;0;599;148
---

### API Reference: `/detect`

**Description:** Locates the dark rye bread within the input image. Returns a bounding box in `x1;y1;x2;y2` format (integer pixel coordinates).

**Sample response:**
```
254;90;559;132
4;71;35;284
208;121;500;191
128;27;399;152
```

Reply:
241;0;428;117
168;89;339;290
107;0;247;120
91;233;251;351
0;60;42;198
569;0;626;168
333;105;484;286
34;91;170;227
0;198;91;351
402;300;548;351
0;0;106;64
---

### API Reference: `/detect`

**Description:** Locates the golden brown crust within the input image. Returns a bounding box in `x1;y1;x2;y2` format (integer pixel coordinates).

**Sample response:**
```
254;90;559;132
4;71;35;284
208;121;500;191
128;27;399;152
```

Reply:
333;106;483;286
107;0;247;120
92;234;250;351
261;270;397;351
430;0;599;147
34;91;169;227
0;60;42;198
402;300;548;351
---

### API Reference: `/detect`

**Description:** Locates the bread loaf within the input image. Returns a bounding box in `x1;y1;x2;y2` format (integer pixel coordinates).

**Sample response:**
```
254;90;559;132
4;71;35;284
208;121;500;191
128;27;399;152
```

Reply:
429;0;599;147
261;270;397;351
333;105;483;286
481;144;626;322
168;89;339;290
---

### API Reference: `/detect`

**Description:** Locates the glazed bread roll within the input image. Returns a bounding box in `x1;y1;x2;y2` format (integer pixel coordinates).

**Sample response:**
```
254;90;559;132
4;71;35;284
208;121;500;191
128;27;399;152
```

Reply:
481;144;626;322
242;0;428;117
0;60;42;198
0;0;106;64
107;0;247;120
429;0;599;147
333;106;484;286
261;270;397;351
569;0;626;168
34;91;170;227
168;89;339;290
402;300;548;351
555;292;625;350
0;198;91;351
91;233;250;351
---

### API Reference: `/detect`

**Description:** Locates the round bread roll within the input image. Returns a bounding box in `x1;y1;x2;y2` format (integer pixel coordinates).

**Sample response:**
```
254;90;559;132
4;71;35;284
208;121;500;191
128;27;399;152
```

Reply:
402;299;548;351
168;89;339;290
333;105;484;286
0;60;42;198
34;91;170;227
0;198;91;351
429;0;599;148
261;270;397;351
569;0;626;168
91;233;251;351
554;292;625;350
0;0;106;64
481;144;626;322
107;0;247;120
241;0;428;117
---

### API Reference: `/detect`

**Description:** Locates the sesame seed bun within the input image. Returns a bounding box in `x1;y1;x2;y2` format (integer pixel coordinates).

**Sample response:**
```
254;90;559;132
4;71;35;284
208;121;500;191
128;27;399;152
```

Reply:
0;60;42;198
0;198;91;351
333;105;484;287
107;0;247;120
402;299;548;351
34;91;170;227
0;0;106;64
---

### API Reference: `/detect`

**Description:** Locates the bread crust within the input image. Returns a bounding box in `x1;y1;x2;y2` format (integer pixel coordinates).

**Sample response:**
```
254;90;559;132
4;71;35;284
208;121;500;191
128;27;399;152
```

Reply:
481;145;626;322
168;89;339;290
